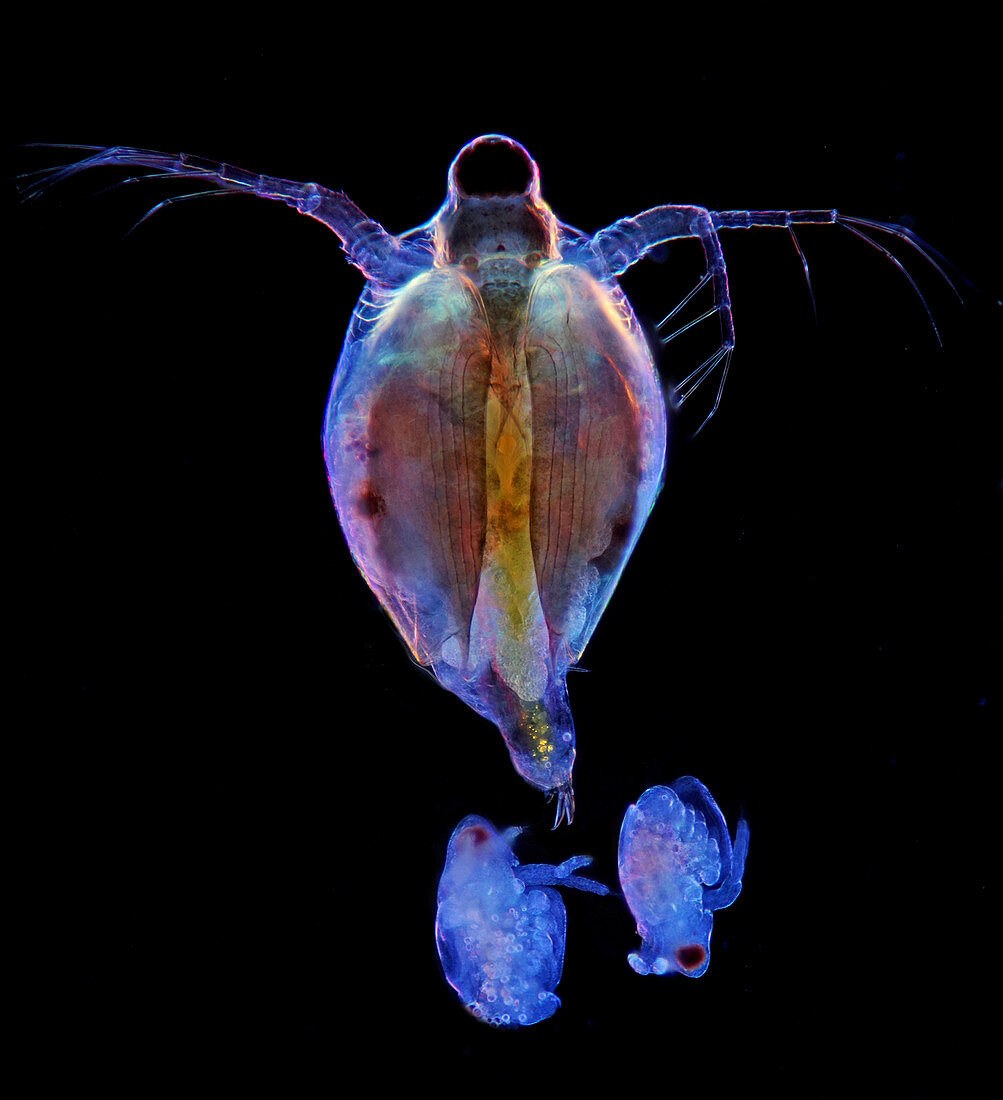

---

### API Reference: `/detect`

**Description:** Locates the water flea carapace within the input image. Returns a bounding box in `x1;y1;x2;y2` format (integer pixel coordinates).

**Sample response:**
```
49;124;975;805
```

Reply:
22;136;964;824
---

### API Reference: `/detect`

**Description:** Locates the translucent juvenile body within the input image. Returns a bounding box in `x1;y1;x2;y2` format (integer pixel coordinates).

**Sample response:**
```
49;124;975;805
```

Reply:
618;778;749;977
435;814;608;1027
23;136;960;823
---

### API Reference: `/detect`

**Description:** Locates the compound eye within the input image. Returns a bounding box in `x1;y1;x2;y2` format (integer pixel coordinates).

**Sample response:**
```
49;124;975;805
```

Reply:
461;254;480;271
460;825;491;847
675;944;707;971
524;251;543;268
454;139;533;197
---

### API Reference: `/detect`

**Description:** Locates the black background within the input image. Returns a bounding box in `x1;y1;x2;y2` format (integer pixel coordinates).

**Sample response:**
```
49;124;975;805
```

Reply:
11;23;998;1092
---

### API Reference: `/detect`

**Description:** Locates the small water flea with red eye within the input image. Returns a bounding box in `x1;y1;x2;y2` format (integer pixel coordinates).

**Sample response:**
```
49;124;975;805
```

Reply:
618;778;748;978
435;814;610;1026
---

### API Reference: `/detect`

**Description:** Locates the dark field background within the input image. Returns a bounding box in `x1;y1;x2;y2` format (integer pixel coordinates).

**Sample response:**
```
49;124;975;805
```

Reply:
11;24;998;1093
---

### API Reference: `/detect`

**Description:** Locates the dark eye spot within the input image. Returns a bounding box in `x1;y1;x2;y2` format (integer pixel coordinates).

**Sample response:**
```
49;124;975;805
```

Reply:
675;944;707;971
462;825;491;846
358;481;386;519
